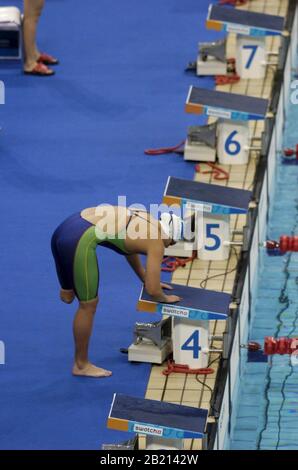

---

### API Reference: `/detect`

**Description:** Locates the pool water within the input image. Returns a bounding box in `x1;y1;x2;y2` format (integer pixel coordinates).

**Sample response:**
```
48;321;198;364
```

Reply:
230;79;298;450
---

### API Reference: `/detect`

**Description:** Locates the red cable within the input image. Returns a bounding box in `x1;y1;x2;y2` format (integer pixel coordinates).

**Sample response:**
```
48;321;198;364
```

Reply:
145;141;230;182
144;140;185;155
161;253;196;273
195;162;229;181
219;0;248;5
162;360;214;376
215;74;240;86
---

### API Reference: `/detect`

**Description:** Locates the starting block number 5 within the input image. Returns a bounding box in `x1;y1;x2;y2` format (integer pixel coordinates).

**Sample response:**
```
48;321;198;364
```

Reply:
205;224;221;251
198;215;230;260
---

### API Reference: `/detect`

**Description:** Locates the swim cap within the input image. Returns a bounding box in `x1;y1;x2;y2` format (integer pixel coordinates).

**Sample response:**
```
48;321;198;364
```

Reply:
160;213;184;242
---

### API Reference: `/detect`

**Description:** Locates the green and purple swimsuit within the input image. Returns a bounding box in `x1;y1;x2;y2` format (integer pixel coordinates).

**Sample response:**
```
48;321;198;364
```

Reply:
51;212;130;301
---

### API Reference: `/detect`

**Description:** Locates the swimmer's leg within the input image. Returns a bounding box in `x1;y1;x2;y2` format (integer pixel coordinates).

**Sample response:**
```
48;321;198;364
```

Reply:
72;229;112;378
72;298;112;378
51;229;75;303
60;288;75;304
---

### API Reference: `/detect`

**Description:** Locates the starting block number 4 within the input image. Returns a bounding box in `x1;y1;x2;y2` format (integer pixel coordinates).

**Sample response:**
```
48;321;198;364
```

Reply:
236;36;266;79
181;330;201;358
173;318;209;369
198;214;230;261
217;120;250;165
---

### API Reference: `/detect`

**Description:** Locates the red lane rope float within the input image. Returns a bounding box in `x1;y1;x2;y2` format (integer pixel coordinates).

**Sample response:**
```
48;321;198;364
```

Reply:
144;140;185;156
266;236;298;254
247;341;262;352
195;162;229;181
283;144;298;160
246;338;298;356
279;236;298;253
266;240;279;251
163;360;214;376
264;337;298;356
161;252;197;272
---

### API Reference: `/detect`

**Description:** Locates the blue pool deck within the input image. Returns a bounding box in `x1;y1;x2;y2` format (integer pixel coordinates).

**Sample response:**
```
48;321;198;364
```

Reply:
230;71;298;450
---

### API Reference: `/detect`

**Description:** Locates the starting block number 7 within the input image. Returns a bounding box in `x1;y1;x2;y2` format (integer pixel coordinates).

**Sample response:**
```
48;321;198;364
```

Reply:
243;45;258;69
237;36;266;80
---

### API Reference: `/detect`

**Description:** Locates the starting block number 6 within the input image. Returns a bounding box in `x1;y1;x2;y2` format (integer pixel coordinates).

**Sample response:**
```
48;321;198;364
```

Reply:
225;131;241;157
217;120;250;165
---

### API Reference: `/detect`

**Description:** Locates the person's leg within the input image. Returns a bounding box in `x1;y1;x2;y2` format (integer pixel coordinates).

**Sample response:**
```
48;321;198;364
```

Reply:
23;0;53;73
72;297;112;378
51;230;75;303
60;288;75;304
72;228;111;378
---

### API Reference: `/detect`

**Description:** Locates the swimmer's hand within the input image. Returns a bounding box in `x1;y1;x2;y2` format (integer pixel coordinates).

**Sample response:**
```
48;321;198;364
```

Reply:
160;282;173;290
164;294;181;303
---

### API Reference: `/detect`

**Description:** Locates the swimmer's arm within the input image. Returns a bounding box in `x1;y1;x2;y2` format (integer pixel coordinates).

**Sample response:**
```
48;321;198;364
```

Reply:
125;253;146;282
144;244;168;303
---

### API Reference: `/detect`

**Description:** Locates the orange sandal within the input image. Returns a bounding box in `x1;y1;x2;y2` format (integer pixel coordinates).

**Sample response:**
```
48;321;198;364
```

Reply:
38;52;59;65
24;62;55;76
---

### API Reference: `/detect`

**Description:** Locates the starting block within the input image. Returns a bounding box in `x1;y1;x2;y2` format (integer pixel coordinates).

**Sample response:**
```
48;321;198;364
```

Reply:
206;5;285;79
128;317;172;364
102;436;137;450
196;38;230;76
164;240;194;258
163;176;251;260
0;7;22;60
137;283;231;369
186;86;268;164
184;122;217;162
107;393;208;450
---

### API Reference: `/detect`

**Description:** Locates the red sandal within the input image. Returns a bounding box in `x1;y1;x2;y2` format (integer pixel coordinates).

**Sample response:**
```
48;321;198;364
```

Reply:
38;52;59;65
24;62;55;76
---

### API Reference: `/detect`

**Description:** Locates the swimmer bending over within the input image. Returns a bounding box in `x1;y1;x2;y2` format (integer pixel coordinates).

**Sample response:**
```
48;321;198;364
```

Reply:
51;205;192;378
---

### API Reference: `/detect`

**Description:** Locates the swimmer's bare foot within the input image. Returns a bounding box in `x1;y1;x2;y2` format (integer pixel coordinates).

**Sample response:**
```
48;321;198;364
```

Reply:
72;362;112;378
60;289;75;304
